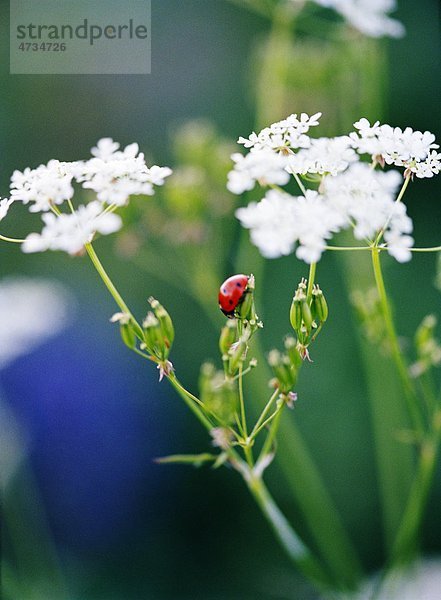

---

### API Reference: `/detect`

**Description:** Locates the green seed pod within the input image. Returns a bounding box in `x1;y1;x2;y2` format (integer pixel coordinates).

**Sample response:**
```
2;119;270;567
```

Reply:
142;312;165;358
228;340;247;374
312;285;328;323
268;349;296;393
301;298;313;333
149;297;175;348
110;312;137;350
219;319;237;355
238;290;253;320
290;289;305;333
120;322;136;350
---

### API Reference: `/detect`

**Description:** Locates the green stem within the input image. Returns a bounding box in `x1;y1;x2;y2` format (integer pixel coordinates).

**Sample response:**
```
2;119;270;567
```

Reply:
0;233;26;243
238;363;248;436
370;248;423;434
306;262;316;302
84;242;143;338
391;408;441;563
293;172;307;196
250;388;280;439
246;474;332;590
258;401;284;463
374;177;410;246
167;374;214;431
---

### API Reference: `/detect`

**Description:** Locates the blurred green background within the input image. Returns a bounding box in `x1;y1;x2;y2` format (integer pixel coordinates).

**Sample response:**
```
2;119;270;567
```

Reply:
1;1;441;598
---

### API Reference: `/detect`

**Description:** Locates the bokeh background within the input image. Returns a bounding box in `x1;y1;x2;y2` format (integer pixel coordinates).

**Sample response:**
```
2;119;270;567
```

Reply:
1;1;441;598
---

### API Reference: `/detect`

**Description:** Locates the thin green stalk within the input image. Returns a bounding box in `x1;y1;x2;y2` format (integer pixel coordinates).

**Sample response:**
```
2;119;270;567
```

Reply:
0;233;26;243
293;172;307;196
238;364;248;436
370;248;424;435
168;374;214;431
306;262;316;302
84;242;143;338
246;474;333;590
374;177;410;247
250;388;280;439
391;408;441;563
258;401;284;463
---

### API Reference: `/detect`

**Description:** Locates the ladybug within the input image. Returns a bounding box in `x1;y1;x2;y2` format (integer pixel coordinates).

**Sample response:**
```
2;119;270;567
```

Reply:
218;274;249;317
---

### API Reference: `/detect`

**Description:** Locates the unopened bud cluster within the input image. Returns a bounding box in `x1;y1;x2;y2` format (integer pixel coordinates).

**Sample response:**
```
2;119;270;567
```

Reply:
290;278;328;360
351;288;388;352
268;336;302;400
142;297;175;362
410;314;441;378
111;297;175;380
199;363;238;425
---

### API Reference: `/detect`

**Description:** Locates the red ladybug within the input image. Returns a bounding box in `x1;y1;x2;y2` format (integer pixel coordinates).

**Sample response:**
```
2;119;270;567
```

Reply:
218;274;249;317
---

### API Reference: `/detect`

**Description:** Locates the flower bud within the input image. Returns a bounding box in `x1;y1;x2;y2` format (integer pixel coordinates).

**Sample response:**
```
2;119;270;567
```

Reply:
219;319;237;356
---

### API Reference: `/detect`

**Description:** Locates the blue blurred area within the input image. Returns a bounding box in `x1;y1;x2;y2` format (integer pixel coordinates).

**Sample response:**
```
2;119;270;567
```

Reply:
1;293;169;554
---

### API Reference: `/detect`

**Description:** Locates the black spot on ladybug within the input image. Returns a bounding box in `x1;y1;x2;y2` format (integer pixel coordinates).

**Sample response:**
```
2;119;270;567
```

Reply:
236;282;242;287
223;288;227;294
229;299;233;304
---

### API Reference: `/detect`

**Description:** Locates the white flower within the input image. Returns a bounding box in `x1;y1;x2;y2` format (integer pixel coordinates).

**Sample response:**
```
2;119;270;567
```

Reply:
236;189;345;263
236;190;298;257
10;160;76;213
0;277;71;369
227;149;290;194
22;201;122;255
410;150;441;179
322;163;414;261
292;190;346;262
90;137;121;159
237;112;321;154
287;136;357;176
0;198;14;222
350;120;439;176
309;0;405;38
76;140;172;206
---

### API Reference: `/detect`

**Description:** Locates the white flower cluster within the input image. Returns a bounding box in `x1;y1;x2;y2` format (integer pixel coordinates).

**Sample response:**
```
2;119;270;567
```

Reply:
2;139;172;255
308;0;405;39
351;118;441;178
231;114;439;264
228;112;321;194
237;189;345;262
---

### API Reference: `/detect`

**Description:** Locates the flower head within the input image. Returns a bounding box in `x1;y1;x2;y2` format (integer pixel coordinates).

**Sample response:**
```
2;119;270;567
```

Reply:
22;201;122;255
2;138;172;256
10;160;76;213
